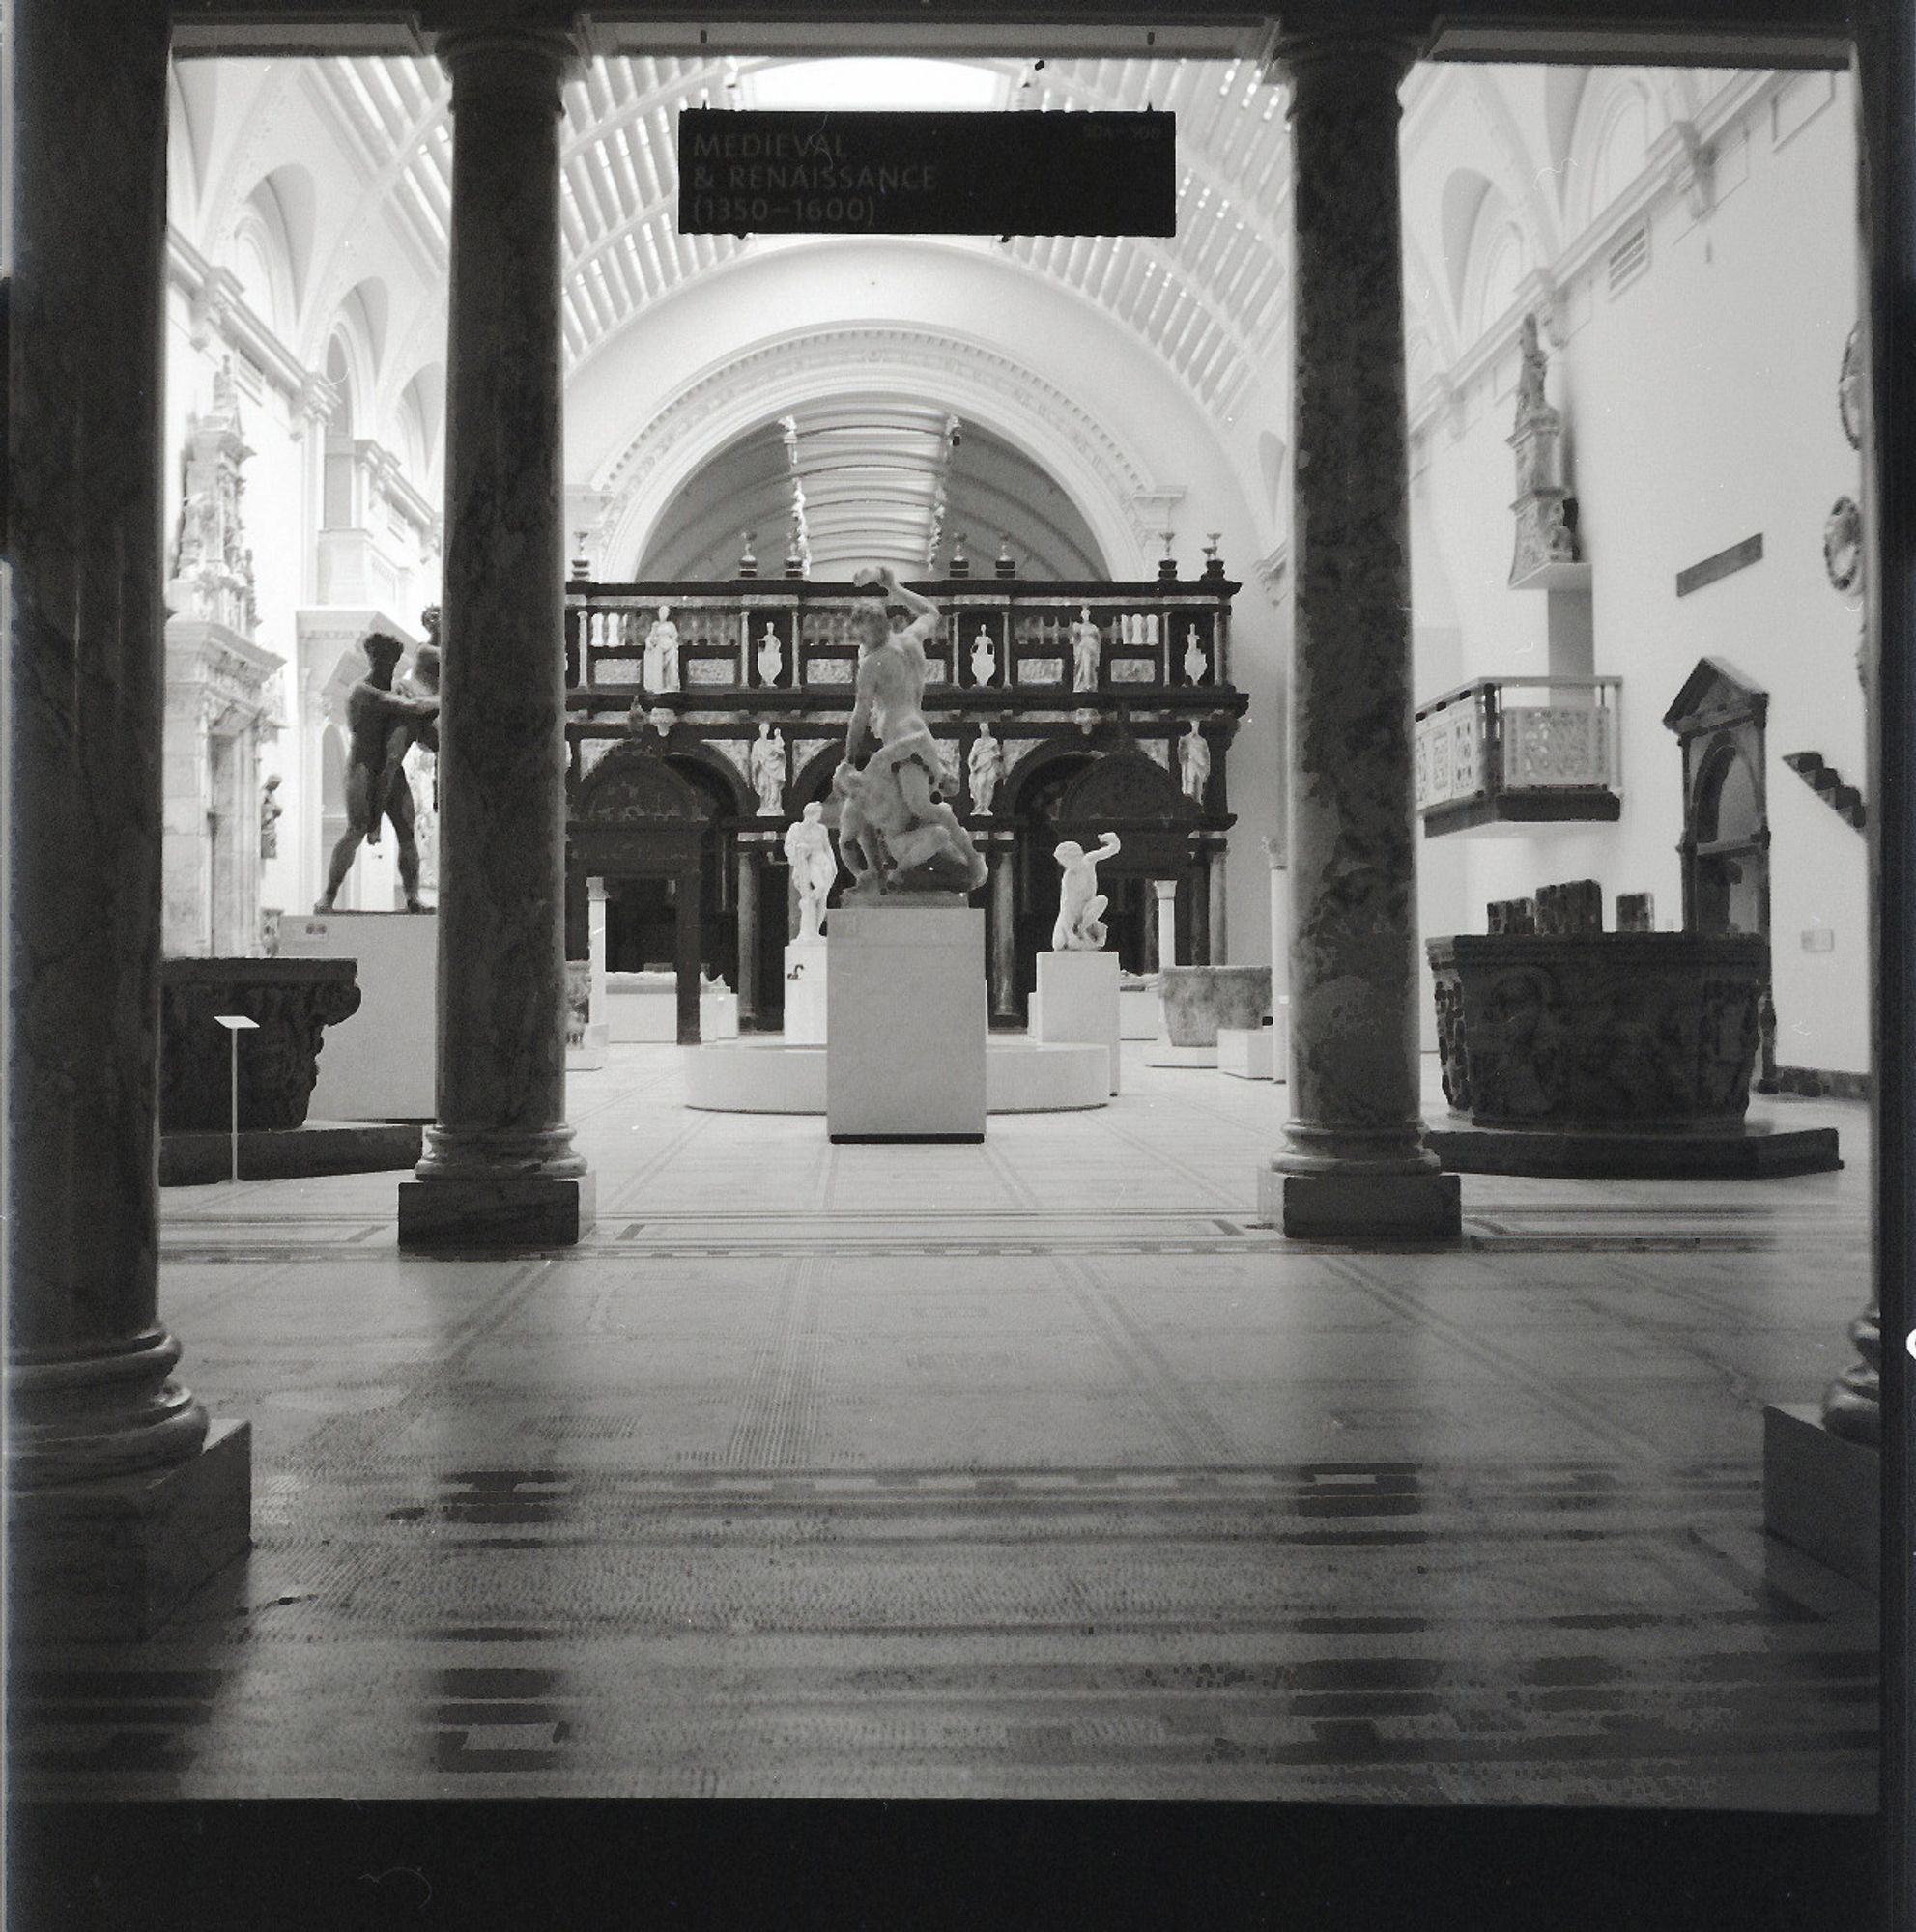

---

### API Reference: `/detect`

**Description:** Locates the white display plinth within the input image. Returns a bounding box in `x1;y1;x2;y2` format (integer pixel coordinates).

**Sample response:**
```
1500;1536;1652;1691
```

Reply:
1216;1027;1273;1079
567;1020;611;1072
702;989;740;1040
784;939;829;1043
827;902;987;1141
1032;950;1122;1094
1118;985;1158;1038
687;1038;1106;1115
278;909;436;1120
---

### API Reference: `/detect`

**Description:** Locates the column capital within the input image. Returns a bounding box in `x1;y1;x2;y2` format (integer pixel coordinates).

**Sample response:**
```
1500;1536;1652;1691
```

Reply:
1261;27;1425;88
438;23;586;99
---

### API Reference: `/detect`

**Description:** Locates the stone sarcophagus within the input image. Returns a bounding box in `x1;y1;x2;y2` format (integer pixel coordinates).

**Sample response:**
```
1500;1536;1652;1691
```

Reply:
160;957;361;1131
1426;933;1766;1130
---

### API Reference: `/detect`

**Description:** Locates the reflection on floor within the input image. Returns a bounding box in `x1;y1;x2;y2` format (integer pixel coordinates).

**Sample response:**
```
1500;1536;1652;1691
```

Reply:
8;1047;1877;1804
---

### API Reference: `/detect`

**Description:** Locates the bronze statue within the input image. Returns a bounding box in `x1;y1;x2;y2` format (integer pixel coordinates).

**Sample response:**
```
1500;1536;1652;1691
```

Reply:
314;629;441;913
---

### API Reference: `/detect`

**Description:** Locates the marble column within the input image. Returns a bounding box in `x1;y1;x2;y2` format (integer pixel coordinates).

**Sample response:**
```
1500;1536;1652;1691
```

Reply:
587;879;609;1025
987;838;1019;1024
399;26;592;1248
1262;834;1292;1001
1208;846;1229;965
1154;879;1180;971
1260;32;1460;1240
736;847;761;1030
6;0;252;1636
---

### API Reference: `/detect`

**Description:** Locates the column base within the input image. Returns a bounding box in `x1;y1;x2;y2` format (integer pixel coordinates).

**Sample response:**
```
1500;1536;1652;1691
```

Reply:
1762;1402;1880;1593
7;1419;252;1640
1259;1167;1462;1240
398;1169;596;1248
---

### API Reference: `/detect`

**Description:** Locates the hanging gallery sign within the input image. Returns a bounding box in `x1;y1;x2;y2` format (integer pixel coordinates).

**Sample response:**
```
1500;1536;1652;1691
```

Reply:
677;109;1176;237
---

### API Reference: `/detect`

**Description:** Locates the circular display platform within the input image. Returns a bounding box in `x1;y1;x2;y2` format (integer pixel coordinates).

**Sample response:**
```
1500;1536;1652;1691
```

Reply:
685;1037;1109;1114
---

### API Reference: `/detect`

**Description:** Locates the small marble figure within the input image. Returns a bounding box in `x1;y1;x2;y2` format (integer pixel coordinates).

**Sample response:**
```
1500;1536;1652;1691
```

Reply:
1179;721;1211;803
259;774;283;859
970;628;997;687
1071;608;1101;692
783;802;839;940
968;723;1004;815
758;624;784;687
1183;627;1208;684
315;629;442;912
643;603;681;692
749;721;787;816
1052;832;1122;951
831;563;987;895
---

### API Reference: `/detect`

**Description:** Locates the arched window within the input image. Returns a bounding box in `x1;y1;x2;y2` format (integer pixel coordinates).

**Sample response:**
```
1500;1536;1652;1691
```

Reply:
1590;86;1651;217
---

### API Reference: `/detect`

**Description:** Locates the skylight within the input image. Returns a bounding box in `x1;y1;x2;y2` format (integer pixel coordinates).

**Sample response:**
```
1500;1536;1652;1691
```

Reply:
744;58;1006;114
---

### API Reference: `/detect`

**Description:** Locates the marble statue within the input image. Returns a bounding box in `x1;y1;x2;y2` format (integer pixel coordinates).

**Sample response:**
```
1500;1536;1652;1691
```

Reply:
1179;721;1211;803
758;624;784;687
1184;627;1208;685
259;774;283;859
970;628;997;687
1071;608;1101;692
643;604;681;692
831;563;988;895
1516;311;1550;422
749;721;787;816
783;802;839;941
315;629;441;913
1052;832;1122;951
967;724;1005;816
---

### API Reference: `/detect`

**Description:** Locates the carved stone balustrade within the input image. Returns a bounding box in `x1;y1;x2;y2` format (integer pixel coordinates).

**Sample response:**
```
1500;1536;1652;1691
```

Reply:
1415;676;1622;837
160;958;360;1132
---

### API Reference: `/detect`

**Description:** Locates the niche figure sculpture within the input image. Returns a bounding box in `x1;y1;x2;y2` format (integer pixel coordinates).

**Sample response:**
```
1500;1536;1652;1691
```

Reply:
1071;608;1101;692
315;629;442;912
1183;627;1208;685
832;564;987;895
758;624;784;687
749;721;787;816
1052;832;1123;951
784;802;839;941
970;628;997;688
259;774;283;859
1179;721;1211;803
967;723;1005;816
643;604;681;692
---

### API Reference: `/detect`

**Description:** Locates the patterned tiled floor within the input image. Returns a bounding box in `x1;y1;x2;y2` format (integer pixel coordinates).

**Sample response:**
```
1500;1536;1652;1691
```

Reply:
8;1046;1878;1805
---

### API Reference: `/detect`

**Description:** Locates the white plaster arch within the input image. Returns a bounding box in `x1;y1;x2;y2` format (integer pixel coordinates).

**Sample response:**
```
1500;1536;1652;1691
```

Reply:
1467;67;1563;271
1565;71;1660;234
595;325;1164;582
1463;203;1529;344
224;196;295;341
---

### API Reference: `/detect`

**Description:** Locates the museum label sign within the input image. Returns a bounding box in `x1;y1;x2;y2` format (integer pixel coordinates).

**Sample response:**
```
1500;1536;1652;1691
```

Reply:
677;109;1177;236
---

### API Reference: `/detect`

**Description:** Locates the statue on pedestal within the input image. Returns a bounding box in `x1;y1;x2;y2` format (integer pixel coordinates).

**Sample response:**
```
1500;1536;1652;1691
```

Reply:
1071;608;1102;692
970;628;997;688
643;604;681;692
831;564;988;895
783;802;839;941
1052;832;1122;951
1183;627;1208;685
967;723;1004;816
758;624;784;687
749;721;787;816
1179;721;1211;803
259;774;283;859
366;639;440;849
314;628;442;913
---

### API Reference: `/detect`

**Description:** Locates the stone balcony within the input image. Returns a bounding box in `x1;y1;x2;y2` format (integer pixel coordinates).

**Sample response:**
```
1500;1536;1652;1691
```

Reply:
1415;675;1622;837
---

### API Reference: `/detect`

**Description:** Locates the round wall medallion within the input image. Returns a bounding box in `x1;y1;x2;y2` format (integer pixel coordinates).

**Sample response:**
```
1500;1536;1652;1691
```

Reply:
1838;324;1864;450
1823;496;1863;593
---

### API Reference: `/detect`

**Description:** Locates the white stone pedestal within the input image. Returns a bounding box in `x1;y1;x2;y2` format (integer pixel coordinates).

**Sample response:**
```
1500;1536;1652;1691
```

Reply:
784;938;829;1043
567;1020;610;1071
827;902;987;1141
279;909;437;1120
701;988;740;1040
1218;1002;1291;1082
1032;950;1121;1094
